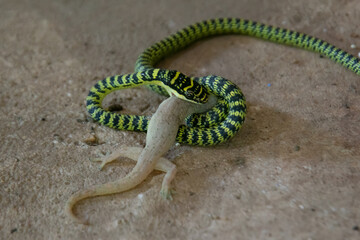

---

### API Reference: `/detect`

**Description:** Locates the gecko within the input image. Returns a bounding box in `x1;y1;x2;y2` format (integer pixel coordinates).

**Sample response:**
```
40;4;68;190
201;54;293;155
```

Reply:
66;94;217;224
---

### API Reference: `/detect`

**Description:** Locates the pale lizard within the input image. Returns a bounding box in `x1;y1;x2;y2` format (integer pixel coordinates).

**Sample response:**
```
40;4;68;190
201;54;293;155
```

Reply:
66;94;217;224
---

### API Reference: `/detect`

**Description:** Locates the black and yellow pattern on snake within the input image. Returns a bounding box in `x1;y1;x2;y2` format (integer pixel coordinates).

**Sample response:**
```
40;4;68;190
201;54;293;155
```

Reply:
86;18;360;146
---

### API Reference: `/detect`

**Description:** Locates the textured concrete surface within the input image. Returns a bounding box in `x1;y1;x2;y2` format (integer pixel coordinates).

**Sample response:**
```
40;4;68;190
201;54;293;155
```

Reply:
1;0;359;239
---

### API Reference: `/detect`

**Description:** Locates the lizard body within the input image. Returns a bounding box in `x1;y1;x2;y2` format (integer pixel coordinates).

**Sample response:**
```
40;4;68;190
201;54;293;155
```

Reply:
66;95;217;224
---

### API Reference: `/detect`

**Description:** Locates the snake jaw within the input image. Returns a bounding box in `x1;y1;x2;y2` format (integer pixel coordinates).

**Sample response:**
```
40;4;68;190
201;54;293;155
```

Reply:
161;70;209;104
165;86;206;104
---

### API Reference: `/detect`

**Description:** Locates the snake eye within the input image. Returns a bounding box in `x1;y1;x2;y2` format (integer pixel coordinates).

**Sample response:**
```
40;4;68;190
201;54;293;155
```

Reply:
185;90;194;98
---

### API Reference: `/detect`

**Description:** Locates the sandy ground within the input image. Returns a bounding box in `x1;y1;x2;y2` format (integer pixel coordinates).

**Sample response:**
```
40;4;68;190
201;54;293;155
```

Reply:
1;0;359;239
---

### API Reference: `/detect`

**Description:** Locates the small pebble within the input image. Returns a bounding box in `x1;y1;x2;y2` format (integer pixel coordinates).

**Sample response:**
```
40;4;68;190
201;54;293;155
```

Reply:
83;135;99;146
168;20;176;28
303;166;312;170
350;44;356;49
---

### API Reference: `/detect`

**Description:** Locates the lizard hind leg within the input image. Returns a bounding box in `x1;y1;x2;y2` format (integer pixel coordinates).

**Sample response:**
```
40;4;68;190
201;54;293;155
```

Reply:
94;146;178;199
90;146;144;170
158;158;177;200
90;146;173;173
66;147;178;224
107;147;179;200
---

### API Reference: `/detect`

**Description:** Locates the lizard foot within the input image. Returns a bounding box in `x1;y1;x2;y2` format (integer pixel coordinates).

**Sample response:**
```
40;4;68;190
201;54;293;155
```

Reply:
160;187;176;200
158;158;177;201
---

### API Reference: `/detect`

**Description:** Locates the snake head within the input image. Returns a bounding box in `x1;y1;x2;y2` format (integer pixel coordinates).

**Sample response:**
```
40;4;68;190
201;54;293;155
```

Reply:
164;70;209;104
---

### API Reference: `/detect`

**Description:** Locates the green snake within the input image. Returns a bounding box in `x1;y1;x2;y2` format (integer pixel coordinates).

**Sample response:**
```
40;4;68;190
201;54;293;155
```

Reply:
86;18;360;146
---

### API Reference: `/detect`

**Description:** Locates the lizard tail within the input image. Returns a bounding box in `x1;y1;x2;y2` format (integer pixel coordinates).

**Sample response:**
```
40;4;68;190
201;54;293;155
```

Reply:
65;158;155;225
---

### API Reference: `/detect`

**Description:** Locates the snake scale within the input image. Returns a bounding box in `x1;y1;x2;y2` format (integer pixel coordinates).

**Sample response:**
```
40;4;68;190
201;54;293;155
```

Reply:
86;18;360;146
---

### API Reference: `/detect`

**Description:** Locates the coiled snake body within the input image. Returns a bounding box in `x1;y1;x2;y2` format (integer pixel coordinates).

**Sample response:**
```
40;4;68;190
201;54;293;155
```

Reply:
86;18;360;146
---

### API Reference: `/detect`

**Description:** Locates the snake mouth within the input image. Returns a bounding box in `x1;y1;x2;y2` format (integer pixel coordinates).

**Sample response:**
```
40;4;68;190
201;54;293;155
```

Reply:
166;88;205;104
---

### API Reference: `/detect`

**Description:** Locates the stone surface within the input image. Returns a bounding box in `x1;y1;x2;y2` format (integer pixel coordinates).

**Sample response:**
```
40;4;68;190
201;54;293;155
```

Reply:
0;0;359;239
